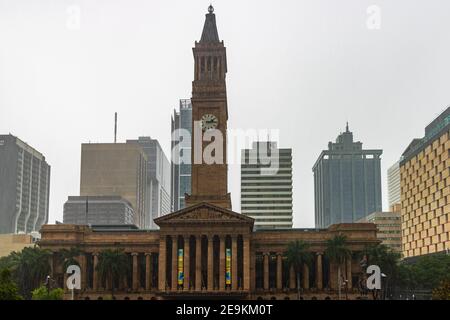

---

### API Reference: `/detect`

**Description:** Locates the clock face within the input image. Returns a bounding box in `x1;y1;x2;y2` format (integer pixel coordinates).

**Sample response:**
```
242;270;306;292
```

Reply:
201;114;218;131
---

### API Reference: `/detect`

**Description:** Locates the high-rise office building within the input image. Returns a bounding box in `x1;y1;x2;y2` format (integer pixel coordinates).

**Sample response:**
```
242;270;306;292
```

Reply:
79;143;149;229
241;141;293;230
0;134;50;234
357;204;402;253
63;196;135;225
400;107;450;258
387;160;401;208
313;124;383;228
171;99;192;211
127;137;171;229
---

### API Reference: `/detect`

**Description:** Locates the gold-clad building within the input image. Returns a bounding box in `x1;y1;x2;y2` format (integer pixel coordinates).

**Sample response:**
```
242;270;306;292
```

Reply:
400;107;450;258
39;6;380;300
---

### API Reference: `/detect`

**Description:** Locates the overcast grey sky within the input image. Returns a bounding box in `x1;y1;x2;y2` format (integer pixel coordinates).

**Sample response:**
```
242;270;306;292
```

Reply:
1;0;449;228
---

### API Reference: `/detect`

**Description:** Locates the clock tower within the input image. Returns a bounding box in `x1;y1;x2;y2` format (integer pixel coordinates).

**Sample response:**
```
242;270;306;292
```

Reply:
185;5;232;209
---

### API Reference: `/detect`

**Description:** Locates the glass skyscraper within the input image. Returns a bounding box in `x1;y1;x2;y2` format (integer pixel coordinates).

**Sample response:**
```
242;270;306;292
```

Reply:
126;137;171;229
313;124;383;228
171;99;192;211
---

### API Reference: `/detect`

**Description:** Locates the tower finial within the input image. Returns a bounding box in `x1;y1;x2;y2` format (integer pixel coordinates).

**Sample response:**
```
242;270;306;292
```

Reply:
346;121;349;133
200;4;220;43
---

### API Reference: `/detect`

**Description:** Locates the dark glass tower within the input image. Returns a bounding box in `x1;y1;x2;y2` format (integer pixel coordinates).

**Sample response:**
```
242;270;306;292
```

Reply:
313;124;383;228
171;99;192;211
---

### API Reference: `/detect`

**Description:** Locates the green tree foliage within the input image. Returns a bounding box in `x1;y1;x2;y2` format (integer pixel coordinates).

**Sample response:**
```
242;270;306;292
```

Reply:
401;254;450;291
3;246;52;299
0;269;23;300
0;252;21;272
432;279;450;300
96;249;129;298
284;240;312;300
325;234;351;299
362;244;402;298
59;247;82;271
31;286;64;300
362;245;450;298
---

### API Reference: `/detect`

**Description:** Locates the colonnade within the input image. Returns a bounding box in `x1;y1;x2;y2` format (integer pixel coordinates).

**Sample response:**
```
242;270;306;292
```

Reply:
158;234;250;292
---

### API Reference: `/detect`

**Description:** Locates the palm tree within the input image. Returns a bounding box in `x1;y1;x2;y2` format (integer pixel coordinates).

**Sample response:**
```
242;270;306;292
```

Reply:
13;246;52;299
59;247;83;294
0;251;21;272
60;247;82;271
362;244;401;299
325;234;351;300
285;240;313;300
96;249;129;298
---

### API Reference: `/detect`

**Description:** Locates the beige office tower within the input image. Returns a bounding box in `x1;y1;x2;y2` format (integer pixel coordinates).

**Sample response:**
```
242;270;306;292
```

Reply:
241;141;293;230
80;143;149;229
400;107;450;258
357;204;402;253
387;160;401;208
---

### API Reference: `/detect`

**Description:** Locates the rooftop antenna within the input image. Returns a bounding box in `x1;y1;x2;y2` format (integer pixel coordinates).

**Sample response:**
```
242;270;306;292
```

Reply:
114;112;117;143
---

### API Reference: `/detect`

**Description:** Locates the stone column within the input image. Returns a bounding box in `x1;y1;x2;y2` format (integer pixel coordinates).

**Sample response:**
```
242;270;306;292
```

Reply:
132;253;139;291
346;257;352;290
263;253;269;290
303;264;309;289
195;235;202;291
93;253;99;291
289;265;296;289
105;273;111;291
171;237;178;291
207;235;214;291
145;253;151;291
184;236;190;291
49;252;55;278
219;235;225;291
158;236;166;291
329;263;338;290
250;253;256;291
276;253;282;290
231;236;238;290
119;274;124;291
316;253;323;290
78;254;87;290
243;236;250;291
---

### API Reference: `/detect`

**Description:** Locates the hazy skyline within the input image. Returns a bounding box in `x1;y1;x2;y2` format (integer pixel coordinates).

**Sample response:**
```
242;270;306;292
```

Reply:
1;0;449;228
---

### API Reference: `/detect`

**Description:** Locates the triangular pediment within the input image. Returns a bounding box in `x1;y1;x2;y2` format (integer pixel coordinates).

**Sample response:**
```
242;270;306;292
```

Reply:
154;202;254;226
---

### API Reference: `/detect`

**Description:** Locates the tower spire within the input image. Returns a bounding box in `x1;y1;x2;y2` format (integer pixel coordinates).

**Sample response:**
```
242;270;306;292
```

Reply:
346;121;349;133
200;5;220;43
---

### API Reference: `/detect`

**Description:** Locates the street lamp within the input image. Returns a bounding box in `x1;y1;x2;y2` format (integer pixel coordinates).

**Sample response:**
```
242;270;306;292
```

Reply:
381;273;387;300
44;275;52;296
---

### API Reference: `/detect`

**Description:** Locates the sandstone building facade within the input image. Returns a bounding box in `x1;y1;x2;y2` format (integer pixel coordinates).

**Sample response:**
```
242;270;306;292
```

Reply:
39;6;379;300
40;219;378;300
